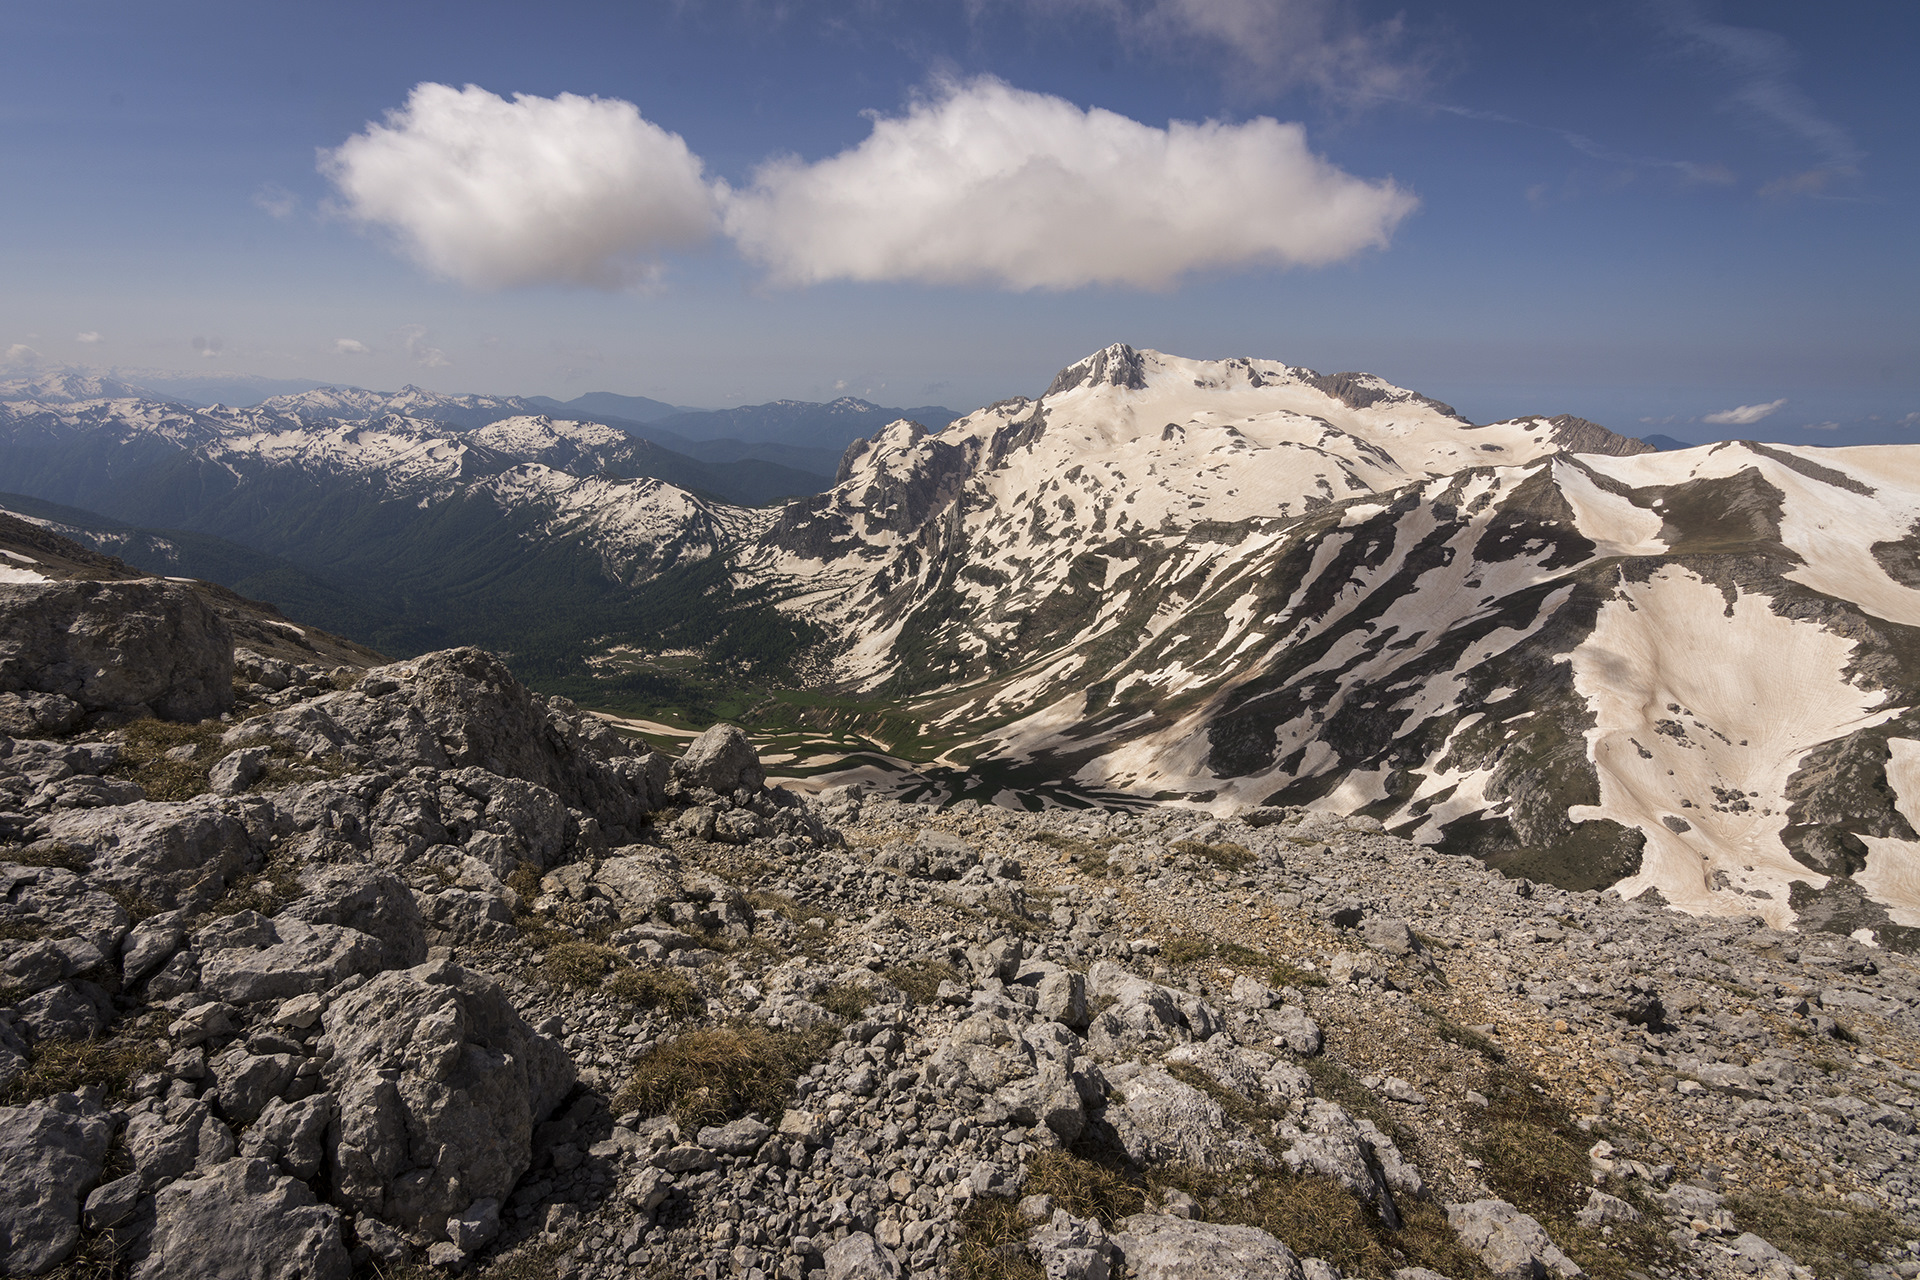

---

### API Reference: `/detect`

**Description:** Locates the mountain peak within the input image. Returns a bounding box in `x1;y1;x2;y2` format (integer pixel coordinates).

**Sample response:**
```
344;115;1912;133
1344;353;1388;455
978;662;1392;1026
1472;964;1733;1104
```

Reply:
1044;343;1148;397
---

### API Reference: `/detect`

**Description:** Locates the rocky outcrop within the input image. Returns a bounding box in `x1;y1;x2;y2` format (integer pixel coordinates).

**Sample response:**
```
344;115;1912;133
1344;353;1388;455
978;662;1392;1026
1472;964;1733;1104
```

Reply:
320;960;574;1246
133;1158;350;1280
0;1092;114;1276
0;618;1914;1280
0;579;233;722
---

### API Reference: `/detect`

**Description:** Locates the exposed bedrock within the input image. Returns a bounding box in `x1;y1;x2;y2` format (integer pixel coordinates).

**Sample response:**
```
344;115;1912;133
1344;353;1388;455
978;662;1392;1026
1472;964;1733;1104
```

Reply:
0;579;233;723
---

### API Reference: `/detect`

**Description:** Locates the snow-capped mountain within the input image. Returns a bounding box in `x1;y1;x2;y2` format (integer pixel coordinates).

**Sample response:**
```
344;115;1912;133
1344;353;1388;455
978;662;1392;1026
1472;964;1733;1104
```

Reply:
6;344;1918;944
736;346;1919;942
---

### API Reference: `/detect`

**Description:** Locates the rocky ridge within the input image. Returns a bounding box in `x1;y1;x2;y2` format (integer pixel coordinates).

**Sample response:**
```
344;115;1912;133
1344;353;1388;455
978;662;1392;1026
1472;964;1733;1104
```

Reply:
0;621;1916;1280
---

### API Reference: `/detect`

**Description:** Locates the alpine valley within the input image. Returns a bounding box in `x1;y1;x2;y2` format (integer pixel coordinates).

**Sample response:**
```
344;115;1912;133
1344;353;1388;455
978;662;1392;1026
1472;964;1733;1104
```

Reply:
5;345;1919;947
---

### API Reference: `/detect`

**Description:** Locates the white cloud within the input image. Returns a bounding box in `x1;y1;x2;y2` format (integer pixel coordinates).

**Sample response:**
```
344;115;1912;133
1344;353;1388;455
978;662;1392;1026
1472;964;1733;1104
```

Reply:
4;344;41;365
1804;420;1840;431
320;82;718;289
396;324;450;368
254;183;299;219
334;338;370;355
1702;397;1786;425
1902;411;1920;428
191;336;223;360
75;331;101;344
722;76;1417;290
994;0;1428;101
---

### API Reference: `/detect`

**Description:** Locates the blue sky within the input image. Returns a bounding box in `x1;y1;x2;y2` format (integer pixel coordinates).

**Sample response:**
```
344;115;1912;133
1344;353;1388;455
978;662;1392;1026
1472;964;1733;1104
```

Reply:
3;0;1915;444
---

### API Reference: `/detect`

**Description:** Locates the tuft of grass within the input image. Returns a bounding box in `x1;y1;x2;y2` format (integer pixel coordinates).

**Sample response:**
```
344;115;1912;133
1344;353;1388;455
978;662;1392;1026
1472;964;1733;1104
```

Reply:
1303;1057;1421;1156
112;718;231;801
1024;1150;1145;1226
543;940;622;990
612;1023;841;1128
881;959;961;1005
1420;1004;1506;1062
1170;839;1255;872
1030;832;1123;877
814;983;874;1020
37;1224;136;1280
1467;1064;1677;1278
1268;961;1329;989
956;1195;1044;1280
205;859;302;920
1151;1164;1482;1280
2;1024;167;1106
604;965;704;1018
1725;1187;1905;1280
8;842;89;873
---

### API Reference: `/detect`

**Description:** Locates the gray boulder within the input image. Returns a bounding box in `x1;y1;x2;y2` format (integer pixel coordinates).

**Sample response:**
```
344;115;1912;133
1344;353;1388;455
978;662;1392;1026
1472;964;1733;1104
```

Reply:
197;915;385;1005
0;580;233;721
320;960;574;1244
276;865;427;972
38;797;261;915
1446;1199;1583;1279
823;1231;901;1280
1104;1065;1273;1170
133;1158;349;1280
1111;1214;1304;1280
0;1092;114;1276
673;722;765;794
125;1096;237;1188
207;747;268;796
226;648;667;838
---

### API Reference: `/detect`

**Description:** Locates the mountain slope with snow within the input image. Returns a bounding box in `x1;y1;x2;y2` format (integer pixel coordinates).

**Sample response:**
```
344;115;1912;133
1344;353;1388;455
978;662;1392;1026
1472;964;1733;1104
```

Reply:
742;347;1919;943
7;346;1919;943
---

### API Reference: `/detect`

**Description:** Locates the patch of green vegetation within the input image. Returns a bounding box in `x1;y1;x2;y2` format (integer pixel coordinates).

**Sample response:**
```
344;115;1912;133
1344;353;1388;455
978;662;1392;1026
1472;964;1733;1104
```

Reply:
612;1023;842;1129
1023;1150;1145;1226
1030;832;1124;876
881;959;961;1005
542;939;622;990
2;1024;167;1106
1726;1187;1905;1280
1303;1056;1420;1156
8;842;89;873
1419;1004;1506;1062
112;717;232;801
814;983;874;1020
205;858;303;920
1158;934;1325;992
603;966;704;1019
1170;839;1255;872
955;1195;1044;1280
1467;1064;1679;1278
1153;1163;1485;1280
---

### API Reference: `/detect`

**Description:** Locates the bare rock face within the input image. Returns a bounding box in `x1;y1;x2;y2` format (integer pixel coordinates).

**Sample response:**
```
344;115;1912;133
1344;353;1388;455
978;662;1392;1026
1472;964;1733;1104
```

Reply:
319;959;575;1245
0;1091;114;1277
672;722;765;795
0;580;233;722
226;647;669;841
133;1157;350;1280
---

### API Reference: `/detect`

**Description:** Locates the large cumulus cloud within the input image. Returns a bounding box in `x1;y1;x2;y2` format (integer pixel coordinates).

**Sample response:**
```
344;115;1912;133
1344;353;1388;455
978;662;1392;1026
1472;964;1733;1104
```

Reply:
321;78;1416;293
320;83;717;289
722;77;1417;290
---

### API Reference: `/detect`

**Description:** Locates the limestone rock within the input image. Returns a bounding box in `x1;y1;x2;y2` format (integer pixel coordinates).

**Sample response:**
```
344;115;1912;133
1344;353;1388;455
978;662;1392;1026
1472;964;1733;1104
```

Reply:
673;722;765;794
823;1231;900;1280
0;579;234;721
320;960;574;1244
1446;1199;1583;1280
133;1158;349;1280
1110;1214;1304;1280
0;1092;114;1276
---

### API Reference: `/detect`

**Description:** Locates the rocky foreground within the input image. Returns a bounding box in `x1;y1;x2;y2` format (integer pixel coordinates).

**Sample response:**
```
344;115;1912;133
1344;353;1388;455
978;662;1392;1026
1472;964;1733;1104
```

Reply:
2;629;1919;1280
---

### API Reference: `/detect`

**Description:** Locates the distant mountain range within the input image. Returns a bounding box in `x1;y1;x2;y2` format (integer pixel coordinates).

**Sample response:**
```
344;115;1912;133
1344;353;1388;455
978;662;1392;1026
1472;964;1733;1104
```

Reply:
5;345;1917;947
